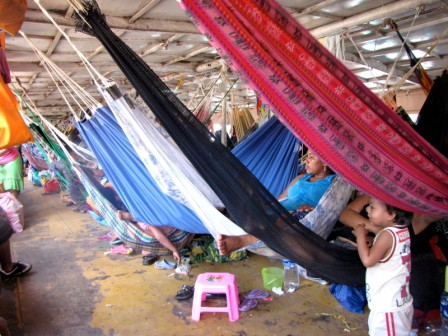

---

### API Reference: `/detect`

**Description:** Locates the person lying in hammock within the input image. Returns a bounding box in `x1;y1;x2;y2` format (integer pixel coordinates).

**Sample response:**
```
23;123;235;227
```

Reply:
116;210;186;263
217;151;336;256
84;166;193;263
50;148;91;213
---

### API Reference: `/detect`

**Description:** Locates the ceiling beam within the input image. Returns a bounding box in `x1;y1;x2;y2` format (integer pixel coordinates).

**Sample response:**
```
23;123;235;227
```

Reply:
352;16;448;46
129;0;162;23
289;0;340;19
163;46;212;66
358;37;448;58
8;60;196;73
83;30;125;62
140;33;184;56
309;0;440;38
25;9;199;34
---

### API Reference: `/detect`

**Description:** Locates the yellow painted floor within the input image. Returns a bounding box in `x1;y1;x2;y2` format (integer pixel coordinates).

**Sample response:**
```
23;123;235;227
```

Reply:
1;180;371;335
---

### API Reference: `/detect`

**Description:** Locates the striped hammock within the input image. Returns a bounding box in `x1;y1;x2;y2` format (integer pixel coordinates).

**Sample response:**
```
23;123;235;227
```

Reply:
76;166;192;253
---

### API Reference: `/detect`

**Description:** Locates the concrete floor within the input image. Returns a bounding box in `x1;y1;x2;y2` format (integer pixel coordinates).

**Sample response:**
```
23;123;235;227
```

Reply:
1;180;371;335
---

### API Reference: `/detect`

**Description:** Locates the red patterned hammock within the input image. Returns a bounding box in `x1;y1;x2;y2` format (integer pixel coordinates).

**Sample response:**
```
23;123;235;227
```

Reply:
180;0;448;216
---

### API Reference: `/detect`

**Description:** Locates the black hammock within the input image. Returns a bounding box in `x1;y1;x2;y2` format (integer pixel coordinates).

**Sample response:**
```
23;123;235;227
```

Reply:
415;70;448;159
73;1;365;285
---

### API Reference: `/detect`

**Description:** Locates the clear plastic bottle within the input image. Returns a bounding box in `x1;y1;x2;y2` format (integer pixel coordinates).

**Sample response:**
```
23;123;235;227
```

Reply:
282;259;300;293
441;266;448;335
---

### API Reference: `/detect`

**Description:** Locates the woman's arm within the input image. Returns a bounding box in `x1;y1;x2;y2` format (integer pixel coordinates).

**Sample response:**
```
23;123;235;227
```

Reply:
340;194;382;234
144;225;181;263
277;174;304;200
339;194;370;228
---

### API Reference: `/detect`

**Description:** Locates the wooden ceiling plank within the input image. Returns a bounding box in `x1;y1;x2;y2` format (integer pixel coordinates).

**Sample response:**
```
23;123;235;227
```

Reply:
141;33;184;56
129;0;162;23
289;0;340;19
163;46;212;66
84;30;125;62
25;9;199;34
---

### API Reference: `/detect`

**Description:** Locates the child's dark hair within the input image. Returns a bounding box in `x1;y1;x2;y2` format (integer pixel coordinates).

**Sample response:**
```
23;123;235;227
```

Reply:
385;204;413;226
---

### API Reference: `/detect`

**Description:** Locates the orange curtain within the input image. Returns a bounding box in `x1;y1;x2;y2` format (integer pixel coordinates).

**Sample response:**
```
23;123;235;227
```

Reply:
0;75;33;148
0;0;27;36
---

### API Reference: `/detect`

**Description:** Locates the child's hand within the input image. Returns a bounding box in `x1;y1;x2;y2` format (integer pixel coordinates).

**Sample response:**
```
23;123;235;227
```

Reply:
353;223;368;238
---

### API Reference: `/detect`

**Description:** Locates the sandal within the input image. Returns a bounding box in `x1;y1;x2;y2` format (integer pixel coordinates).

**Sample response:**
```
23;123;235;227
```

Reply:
109;238;123;245
246;289;269;300
239;298;258;312
174;285;194;300
142;254;158;266
108;245;134;255
154;259;177;270
97;232;113;241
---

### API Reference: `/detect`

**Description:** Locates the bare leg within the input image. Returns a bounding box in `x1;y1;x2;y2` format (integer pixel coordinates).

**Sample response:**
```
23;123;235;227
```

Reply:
0;240;14;273
216;234;259;256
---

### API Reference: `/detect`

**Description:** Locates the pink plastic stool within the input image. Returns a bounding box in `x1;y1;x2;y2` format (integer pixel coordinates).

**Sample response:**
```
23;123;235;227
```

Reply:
191;272;240;322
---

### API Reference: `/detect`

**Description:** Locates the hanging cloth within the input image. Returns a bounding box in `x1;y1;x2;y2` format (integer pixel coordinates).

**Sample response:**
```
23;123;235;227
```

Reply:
0;75;33;148
415;71;448;159
0;33;33;148
179;0;448;217
390;20;433;96
21;142;50;171
230;107;255;141
0;33;11;83
73;1;365;286
0;0;27;36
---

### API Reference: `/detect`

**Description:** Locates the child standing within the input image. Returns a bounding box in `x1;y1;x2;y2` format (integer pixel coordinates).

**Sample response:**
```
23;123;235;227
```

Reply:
353;197;413;335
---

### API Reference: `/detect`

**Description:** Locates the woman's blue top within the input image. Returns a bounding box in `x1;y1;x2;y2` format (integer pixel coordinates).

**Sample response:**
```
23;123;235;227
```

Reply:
279;174;335;211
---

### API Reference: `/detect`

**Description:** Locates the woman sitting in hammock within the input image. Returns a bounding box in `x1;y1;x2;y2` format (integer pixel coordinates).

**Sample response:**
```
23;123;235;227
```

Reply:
217;150;336;255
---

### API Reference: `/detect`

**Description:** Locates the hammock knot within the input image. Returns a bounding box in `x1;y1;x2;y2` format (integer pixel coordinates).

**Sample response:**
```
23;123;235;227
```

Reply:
72;0;105;37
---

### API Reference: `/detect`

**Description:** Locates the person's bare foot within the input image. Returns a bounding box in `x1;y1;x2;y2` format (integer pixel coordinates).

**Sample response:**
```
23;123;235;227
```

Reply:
216;234;259;255
117;210;134;222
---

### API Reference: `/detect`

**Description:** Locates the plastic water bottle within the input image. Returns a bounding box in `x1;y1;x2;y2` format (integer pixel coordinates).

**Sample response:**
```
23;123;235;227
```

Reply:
282;260;300;293
441;266;448;335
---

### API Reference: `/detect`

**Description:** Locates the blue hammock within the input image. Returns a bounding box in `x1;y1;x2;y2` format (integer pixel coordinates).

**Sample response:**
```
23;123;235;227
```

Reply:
232;116;300;197
76;106;208;233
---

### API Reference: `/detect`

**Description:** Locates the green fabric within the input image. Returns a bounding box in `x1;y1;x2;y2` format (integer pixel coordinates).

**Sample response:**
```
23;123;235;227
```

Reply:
184;235;247;264
0;155;23;191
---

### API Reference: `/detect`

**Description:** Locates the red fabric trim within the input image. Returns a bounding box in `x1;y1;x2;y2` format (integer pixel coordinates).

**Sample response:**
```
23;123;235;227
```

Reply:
379;229;396;263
